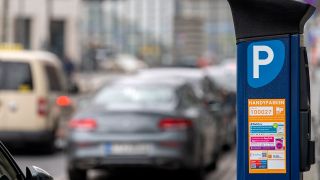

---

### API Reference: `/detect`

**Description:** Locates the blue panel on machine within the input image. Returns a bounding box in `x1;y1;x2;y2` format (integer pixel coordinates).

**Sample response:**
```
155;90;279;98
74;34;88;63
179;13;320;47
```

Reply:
237;36;291;180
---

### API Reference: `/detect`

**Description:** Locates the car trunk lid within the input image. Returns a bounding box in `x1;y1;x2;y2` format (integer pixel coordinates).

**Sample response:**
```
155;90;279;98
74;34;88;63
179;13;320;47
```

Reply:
95;111;169;133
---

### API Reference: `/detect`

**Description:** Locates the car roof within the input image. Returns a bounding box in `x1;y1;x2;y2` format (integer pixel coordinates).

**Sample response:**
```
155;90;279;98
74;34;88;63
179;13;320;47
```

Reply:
109;75;189;88
0;50;61;66
205;62;236;92
138;67;205;80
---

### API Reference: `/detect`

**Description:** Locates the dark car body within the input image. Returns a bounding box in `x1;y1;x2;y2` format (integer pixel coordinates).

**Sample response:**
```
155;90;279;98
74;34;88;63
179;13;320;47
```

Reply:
66;78;219;179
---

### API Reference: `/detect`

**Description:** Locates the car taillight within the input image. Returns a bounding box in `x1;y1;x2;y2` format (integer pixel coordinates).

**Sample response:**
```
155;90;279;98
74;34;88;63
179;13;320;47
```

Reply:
159;141;181;148
56;96;72;107
158;118;193;131
69;118;97;131
38;98;48;116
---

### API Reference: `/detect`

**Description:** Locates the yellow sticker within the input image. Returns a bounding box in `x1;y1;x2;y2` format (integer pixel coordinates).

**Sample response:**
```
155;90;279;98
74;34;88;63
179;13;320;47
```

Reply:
18;85;31;92
248;99;286;174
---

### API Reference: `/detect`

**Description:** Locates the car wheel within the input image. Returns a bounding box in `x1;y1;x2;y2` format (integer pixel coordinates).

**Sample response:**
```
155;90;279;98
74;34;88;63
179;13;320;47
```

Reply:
206;159;217;172
43;133;56;154
68;168;87;180
223;127;236;152
206;152;218;172
223;143;232;151
188;168;206;180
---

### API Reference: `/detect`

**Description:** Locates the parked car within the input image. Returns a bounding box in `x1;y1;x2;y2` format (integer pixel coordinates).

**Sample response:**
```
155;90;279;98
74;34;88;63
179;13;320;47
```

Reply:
0;51;72;152
0;141;53;180
206;62;237;149
67;77;219;180
173;56;212;68
205;60;236;93
102;54;148;73
137;68;233;149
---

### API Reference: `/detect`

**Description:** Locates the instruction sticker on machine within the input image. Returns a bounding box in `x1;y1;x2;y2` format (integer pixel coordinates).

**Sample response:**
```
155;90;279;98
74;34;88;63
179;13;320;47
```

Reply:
248;99;286;174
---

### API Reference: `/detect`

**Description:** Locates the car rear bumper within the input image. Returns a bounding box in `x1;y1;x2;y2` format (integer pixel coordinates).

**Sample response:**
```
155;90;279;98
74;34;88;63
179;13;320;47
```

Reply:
69;156;187;170
0;131;52;144
67;131;200;170
67;141;197;170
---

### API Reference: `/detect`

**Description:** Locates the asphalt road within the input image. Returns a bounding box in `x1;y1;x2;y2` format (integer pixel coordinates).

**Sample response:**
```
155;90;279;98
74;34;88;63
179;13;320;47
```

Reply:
12;149;236;180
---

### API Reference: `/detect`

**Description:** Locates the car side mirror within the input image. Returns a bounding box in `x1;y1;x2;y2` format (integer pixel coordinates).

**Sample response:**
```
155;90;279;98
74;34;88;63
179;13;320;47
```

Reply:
26;166;53;180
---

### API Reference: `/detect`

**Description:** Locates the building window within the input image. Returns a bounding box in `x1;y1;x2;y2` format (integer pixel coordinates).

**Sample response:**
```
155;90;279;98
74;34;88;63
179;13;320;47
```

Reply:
50;20;65;59
14;17;31;49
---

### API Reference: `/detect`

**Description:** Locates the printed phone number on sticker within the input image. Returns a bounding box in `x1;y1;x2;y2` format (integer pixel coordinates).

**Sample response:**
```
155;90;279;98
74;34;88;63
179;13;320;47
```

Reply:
249;107;273;116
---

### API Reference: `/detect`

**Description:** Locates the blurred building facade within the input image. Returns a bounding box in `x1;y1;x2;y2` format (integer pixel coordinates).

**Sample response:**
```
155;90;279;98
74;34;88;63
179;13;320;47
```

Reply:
81;0;175;66
174;0;235;64
0;0;81;61
0;0;236;66
81;0;235;67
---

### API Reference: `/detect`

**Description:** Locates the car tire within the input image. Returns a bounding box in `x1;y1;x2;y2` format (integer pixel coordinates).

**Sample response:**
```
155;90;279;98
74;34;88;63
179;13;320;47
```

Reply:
188;168;206;180
222;143;232;152
223;127;236;152
68;168;87;180
43;132;56;154
206;159;217;172
205;151;218;172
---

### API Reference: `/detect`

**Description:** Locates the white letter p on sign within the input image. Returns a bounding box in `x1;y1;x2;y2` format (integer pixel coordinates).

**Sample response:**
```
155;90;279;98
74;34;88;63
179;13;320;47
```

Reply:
253;45;274;79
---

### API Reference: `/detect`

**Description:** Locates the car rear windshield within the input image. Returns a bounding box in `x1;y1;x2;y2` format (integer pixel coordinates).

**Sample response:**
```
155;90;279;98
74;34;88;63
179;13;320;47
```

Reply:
0;61;33;91
93;85;176;108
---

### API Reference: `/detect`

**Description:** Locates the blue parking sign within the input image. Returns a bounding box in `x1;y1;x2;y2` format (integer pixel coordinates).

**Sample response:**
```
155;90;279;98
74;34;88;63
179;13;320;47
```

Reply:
248;40;285;88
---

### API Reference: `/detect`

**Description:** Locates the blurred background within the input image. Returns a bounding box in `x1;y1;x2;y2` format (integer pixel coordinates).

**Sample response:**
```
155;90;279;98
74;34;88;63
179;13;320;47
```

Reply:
0;0;319;180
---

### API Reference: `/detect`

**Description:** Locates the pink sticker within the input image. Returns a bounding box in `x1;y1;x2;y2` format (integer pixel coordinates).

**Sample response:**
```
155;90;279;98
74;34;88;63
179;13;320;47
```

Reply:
251;136;274;142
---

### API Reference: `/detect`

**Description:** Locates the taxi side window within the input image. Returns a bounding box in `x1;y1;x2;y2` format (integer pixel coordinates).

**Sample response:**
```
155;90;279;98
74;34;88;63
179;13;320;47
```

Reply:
45;65;62;92
0;62;33;91
0;62;3;88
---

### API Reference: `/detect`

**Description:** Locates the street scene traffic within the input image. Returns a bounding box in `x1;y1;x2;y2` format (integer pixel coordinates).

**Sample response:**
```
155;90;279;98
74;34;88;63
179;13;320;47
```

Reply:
0;0;319;180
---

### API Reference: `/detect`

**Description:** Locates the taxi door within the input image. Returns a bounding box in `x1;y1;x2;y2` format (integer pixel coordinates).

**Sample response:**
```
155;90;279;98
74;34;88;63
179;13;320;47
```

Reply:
0;60;38;131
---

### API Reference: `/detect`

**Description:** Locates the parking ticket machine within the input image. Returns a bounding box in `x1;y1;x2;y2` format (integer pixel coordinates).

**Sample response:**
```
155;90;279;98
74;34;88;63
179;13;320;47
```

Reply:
227;0;316;179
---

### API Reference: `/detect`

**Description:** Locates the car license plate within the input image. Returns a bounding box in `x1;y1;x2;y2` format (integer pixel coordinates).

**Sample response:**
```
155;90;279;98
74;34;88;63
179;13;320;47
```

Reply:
105;143;152;155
